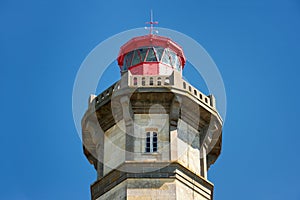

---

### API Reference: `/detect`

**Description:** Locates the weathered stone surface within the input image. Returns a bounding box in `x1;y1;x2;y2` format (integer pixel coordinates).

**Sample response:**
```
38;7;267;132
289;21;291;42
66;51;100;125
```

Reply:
82;70;223;200
92;163;213;200
133;114;169;161
103;120;126;175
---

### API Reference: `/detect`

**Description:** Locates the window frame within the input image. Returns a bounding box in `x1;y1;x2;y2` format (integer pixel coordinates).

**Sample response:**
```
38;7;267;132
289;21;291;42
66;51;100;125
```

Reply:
145;131;158;153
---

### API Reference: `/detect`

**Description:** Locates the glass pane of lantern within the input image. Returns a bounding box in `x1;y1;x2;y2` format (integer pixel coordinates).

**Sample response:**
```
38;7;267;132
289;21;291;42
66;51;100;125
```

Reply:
154;47;164;61
146;48;157;62
169;50;177;67
131;50;141;66
162;48;171;66
139;48;148;62
175;57;181;70
123;51;134;69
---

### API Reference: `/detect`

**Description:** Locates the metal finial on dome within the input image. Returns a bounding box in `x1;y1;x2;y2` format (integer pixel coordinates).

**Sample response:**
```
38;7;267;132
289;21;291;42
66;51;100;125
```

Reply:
145;10;158;35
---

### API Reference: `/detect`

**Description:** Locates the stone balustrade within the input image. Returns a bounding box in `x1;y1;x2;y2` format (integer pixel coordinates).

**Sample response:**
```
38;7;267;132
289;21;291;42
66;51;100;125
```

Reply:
130;75;173;87
93;73;216;110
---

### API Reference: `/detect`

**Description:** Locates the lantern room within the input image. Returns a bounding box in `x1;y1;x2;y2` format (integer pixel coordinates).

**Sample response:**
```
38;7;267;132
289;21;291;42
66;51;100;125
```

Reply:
117;34;186;76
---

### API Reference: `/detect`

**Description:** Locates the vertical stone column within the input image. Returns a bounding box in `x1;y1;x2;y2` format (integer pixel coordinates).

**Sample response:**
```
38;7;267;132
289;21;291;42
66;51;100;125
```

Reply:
200;125;209;180
169;95;182;161
208;94;216;108
170;129;178;161
84;119;105;179
200;145;208;179
96;128;104;179
120;70;130;88
120;96;134;160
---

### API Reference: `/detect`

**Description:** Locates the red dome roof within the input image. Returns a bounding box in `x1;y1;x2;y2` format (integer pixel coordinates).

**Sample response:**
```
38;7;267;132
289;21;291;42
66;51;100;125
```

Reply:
117;34;186;68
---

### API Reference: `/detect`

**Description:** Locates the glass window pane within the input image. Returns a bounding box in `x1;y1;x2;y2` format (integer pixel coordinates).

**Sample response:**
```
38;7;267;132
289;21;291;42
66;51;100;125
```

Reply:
124;51;133;70
153;132;157;141
175;57;181;70
154;47;164;61
162;48;171;65
153;132;157;152
146;48;158;62
123;55;127;70
131;50;141;66
139;48;148;62
169;50;177;67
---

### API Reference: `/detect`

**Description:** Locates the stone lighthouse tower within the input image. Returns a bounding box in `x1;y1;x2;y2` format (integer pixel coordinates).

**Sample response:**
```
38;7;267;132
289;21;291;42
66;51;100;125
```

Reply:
81;31;223;200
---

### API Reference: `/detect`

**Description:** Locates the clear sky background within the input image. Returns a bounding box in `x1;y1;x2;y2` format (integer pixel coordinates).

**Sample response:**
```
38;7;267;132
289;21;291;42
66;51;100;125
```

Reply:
1;0;300;199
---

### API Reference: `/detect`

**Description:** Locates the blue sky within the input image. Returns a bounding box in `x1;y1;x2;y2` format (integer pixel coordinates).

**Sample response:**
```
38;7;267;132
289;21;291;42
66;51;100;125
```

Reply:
1;0;300;199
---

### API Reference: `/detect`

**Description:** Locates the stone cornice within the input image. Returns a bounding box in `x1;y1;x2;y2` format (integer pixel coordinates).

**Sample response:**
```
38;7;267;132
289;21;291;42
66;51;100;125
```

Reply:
91;162;213;200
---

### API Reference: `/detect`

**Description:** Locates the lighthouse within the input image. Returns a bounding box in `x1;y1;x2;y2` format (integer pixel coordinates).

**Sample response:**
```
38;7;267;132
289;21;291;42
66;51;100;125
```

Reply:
81;26;223;199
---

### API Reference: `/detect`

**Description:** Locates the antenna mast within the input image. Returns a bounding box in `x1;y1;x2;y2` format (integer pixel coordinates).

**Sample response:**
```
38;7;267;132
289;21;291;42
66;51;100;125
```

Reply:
145;10;158;35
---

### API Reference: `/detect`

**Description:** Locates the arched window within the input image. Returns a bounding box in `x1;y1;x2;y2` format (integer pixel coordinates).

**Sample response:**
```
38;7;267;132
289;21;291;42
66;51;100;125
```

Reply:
157;77;162;86
164;77;170;85
145;132;158;153
150;77;154;85
133;77;138;86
